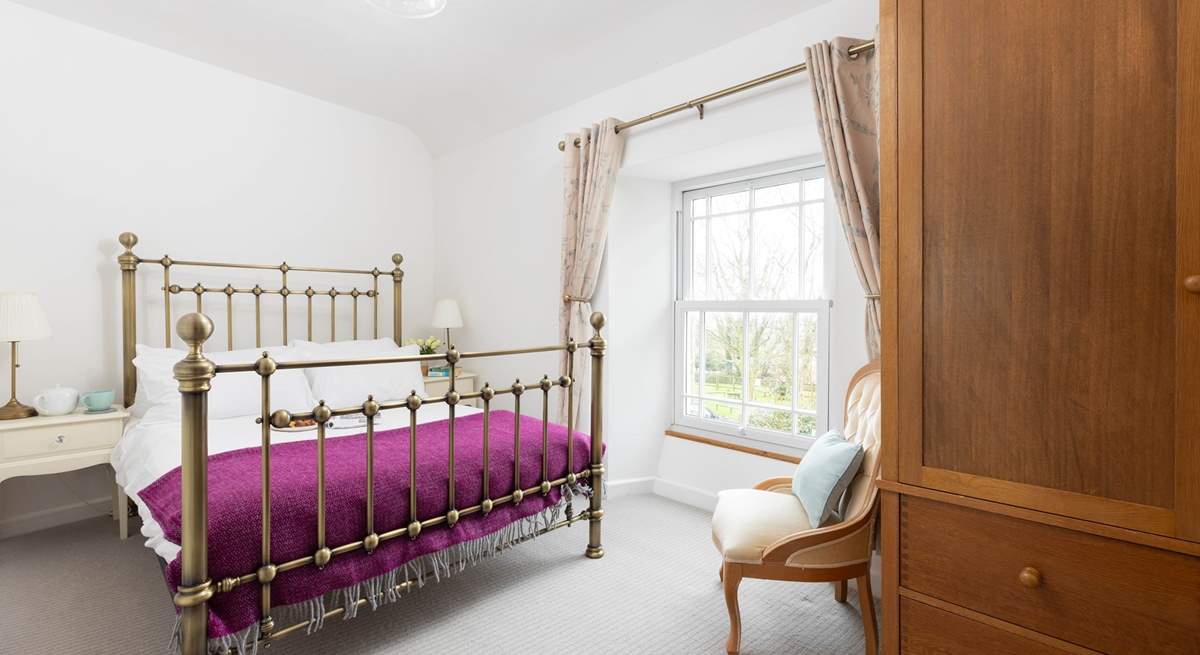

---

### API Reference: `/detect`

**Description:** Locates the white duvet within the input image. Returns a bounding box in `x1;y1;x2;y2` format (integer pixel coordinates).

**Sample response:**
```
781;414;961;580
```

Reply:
111;403;481;562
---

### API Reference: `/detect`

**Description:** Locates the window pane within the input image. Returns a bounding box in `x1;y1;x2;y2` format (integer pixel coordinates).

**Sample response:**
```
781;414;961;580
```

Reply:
709;213;749;299
800;203;824;299
691;219;707;300
710;190;749;214
797;414;817;437
703;400;742;425
691;197;707;217
802;178;824;201
797;313;819;412
685;311;701;395
704;312;743;400
749;407;792;433
753;182;800;207
748;312;793;408
752;207;800;300
684;397;700;417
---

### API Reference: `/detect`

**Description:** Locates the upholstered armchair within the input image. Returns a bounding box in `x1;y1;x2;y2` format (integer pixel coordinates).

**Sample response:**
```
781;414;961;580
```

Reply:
711;362;881;654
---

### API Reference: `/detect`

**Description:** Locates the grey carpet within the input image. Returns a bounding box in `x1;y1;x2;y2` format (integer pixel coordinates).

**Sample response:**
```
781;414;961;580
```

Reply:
0;495;871;654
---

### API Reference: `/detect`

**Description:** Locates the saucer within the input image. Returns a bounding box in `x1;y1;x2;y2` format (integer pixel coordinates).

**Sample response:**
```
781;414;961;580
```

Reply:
83;407;116;415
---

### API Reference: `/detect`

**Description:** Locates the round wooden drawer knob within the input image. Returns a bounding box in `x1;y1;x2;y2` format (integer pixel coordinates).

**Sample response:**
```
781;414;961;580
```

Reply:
1018;566;1042;589
1186;275;1200;294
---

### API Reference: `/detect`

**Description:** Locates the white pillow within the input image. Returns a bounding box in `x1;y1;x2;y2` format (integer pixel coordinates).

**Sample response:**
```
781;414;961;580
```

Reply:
132;345;317;419
290;339;426;409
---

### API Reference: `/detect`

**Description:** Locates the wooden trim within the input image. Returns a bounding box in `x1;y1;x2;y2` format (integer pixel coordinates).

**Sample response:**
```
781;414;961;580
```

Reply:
895;0;924;485
878;0;899;484
663;429;800;464
762;494;879;563
917;467;1174;537
878;479;1200;557
880;490;900;655
1177;0;1200;543
897;589;1102;655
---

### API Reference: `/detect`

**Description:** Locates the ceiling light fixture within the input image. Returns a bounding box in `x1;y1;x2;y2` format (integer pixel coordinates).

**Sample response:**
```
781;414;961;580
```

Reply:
366;0;447;19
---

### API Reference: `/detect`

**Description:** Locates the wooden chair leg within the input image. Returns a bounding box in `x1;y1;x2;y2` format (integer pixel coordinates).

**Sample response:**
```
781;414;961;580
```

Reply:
834;579;848;603
723;562;743;654
857;574;878;655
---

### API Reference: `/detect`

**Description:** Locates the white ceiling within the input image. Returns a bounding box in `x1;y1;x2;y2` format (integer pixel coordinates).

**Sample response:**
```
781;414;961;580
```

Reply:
12;0;827;155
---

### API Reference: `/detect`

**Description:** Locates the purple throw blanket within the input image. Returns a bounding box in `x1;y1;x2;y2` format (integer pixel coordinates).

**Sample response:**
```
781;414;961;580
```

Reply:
139;410;594;640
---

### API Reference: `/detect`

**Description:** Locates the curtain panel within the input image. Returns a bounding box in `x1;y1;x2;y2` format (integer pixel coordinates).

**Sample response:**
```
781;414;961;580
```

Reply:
558;118;625;424
806;38;882;360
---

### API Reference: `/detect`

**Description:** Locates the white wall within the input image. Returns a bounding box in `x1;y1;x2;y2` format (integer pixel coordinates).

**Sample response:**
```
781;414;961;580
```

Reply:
0;1;436;536
434;0;878;501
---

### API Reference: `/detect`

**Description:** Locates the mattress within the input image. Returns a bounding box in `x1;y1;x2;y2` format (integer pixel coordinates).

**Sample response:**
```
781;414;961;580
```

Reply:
111;402;481;562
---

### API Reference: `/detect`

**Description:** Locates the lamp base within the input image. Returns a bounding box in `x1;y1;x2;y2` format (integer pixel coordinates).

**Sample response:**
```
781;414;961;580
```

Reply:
0;399;37;420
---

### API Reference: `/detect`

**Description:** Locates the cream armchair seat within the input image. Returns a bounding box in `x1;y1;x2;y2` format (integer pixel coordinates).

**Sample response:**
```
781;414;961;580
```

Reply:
711;362;881;655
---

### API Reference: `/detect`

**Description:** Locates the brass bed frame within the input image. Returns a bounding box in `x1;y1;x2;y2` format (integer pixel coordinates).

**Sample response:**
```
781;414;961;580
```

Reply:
116;233;606;654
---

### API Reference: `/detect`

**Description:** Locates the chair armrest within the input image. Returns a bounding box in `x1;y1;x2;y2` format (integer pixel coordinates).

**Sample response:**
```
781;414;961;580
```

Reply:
760;491;879;564
753;476;793;493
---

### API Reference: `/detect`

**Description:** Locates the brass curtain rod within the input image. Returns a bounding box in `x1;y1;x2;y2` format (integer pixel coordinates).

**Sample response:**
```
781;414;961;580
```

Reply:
557;40;875;151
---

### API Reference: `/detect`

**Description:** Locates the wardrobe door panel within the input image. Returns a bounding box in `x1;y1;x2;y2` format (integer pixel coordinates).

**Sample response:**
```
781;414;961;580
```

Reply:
895;0;1196;536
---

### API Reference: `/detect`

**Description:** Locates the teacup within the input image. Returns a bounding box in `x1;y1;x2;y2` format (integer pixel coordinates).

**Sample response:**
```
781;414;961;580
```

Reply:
81;390;115;412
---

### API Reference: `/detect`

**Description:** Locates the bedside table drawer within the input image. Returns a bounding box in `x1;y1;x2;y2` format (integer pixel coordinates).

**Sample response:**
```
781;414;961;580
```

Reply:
2;420;121;460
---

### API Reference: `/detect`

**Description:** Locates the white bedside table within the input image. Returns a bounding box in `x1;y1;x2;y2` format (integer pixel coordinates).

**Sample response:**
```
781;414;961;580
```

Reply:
424;371;478;407
0;406;130;538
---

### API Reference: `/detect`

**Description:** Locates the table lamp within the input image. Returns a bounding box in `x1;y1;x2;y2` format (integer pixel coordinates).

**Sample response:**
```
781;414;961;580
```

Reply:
0;292;52;420
431;299;463;352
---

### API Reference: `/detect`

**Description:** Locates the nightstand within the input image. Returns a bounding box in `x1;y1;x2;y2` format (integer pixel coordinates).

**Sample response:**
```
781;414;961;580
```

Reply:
424;371;478;407
0;406;130;538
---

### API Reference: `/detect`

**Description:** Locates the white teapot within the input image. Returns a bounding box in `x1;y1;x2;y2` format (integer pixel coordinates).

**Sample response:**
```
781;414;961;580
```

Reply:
33;385;79;417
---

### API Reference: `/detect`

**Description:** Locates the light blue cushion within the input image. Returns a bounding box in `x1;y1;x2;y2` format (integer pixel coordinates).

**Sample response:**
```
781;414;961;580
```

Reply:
791;430;865;529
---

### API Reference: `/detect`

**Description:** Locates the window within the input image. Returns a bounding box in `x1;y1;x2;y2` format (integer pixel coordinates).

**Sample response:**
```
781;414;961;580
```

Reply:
674;167;831;445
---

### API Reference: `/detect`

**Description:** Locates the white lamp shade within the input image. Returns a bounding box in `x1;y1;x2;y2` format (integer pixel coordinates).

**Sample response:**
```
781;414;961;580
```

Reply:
0;293;51;342
431;299;463;329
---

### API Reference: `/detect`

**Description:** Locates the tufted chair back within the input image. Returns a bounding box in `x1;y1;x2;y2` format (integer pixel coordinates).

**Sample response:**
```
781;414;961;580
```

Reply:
839;362;881;523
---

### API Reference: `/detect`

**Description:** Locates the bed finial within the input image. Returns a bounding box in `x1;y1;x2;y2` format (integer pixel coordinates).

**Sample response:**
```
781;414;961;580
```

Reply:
177;313;214;351
118;231;138;253
174;313;215;391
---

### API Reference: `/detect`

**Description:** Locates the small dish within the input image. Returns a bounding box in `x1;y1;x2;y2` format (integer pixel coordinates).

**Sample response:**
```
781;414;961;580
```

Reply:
270;422;327;433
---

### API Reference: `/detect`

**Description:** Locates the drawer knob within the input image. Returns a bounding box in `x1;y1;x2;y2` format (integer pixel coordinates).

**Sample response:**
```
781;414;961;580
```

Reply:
1186;275;1200;294
1018;566;1042;589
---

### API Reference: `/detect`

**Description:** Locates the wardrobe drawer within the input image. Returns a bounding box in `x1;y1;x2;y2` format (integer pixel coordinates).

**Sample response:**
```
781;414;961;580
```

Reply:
900;598;1071;654
900;497;1200;654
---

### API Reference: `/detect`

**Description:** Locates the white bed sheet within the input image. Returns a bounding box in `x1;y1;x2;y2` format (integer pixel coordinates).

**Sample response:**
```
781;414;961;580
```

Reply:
111;404;482;562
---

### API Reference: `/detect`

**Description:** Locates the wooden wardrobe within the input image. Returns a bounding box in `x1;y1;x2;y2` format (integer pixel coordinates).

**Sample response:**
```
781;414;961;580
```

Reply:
877;0;1200;652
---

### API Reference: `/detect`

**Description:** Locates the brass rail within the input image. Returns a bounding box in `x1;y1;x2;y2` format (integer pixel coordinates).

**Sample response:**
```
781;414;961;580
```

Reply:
557;40;875;150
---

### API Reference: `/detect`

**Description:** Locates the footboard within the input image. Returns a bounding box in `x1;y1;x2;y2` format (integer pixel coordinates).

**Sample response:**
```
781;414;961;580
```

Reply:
170;311;606;653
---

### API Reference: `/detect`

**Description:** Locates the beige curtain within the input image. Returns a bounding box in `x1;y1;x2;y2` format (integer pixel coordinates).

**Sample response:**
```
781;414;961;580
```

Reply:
558;118;626;425
806;38;881;360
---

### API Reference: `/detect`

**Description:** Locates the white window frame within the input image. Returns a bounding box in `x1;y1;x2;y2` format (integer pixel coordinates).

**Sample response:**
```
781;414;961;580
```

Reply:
671;159;833;450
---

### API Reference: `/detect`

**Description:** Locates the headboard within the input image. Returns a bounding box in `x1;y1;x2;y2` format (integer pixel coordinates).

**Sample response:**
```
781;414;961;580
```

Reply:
116;232;404;408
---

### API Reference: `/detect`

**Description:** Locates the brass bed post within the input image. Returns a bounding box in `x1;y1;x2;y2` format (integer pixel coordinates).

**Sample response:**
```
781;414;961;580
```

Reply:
172;313;217;655
512;380;524;504
256;354;278;638
391;254;403;345
585;312;606;560
118;233;139;407
280;262;290;344
446;348;461;527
